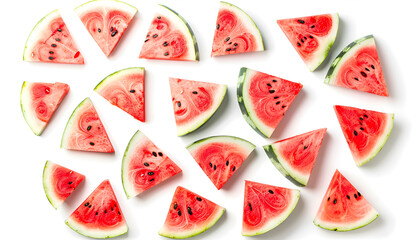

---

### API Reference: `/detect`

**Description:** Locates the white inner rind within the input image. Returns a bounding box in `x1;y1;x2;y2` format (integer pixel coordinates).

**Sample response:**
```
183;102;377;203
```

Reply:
75;0;137;16
187;135;256;154
270;146;308;185
42;161;63;209
61;98;91;148
94;67;144;92
65;217;128;238
21;82;45;135
314;207;379;231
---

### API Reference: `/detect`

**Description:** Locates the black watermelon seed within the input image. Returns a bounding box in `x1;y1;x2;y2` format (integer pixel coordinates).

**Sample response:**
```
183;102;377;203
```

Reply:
187;207;193;215
371;65;375;69
298;19;305;24
178;210;181;216
144;39;149;42
360;127;364;131
359;117;364;121
88;205;91;208
226;161;229;166
272;79;277;82
149;178;154;181
98;28;101;33
152;152;157;157
163;42;168;46
234;43;238;46
84;202;89;207
225;37;230;42
311;25;315;28
148;172;154;176
144;162;150;167
303;145;308;150
309;35;314;39
232;166;236;171
347;195;350;199
90;142;95;146
274;96;279;99
333;199;337;204
48;56;54;60
214;165;217;170
177;101;181;107
157;16;161;19
354;193;358;199
111;207;114;211
105;209;107;214
282;105;286;109
87;125;92;131
358;192;361;197
111;30;118;37
301;38;304;43
217;24;220;30
361;71;367;77
364;114;368;118
267;83;272;87
55;38;61;42
365;68;370;71
51;44;57;47
354;77;359;81
229;42;232;44
226;48;232;51
304;36;307;40
111;27;114;32
269;90;275;94
57;28;62;32
192;91;198;94
196;197;202;201
153;34;158;38
96;212;98;215
130;89;135;93
276;101;280;105
118;211;121;215
328;197;330;201
158;152;163;156
174;203;178;209
49;51;54;54
268;190;274;194
354;131;358;136
248;203;252;211
209;162;213;168
68;181;73;185
164;52;169;56
297;42;301;47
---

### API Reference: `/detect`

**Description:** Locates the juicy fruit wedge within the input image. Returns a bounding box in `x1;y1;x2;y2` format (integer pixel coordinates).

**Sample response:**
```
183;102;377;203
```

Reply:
65;180;128;238
211;1;264;57
159;186;225;238
187;136;255;190
237;67;303;138
325;35;388;96
314;170;379;231
122;130;182;198
334;105;394;166
23;10;84;64
169;78;227;136
263;128;327;186
277;13;339;71
75;0;137;56
21;81;69;135
94;67;145;122
242;181;300;236
139;5;199;61
61;98;114;153
43;161;85;209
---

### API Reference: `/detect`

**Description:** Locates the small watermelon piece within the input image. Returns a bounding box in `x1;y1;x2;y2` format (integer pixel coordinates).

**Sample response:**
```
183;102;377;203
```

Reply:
23;10;84;64
61;98;114;153
75;0;137;57
211;1;264;57
277;13;339;71
139;5;199;61
334;105;394;166
237;67;303;138
65;180;128;238
21;81;69;135
187;136;255;190
314;170;379;231
169;78;227;136
325;35;388;96
43;160;85;209
242;180;300;236
263;128;327;186
122;130;182;198
159;186;225;238
94;67;145;122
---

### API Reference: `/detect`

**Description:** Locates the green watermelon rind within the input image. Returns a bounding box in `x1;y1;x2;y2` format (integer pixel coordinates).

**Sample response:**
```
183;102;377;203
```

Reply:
94;67;144;91
61;98;89;149
20;81;43;135
313;208;379;231
186;135;256;153
121;130;144;199
43;160;61;209
75;0;137;13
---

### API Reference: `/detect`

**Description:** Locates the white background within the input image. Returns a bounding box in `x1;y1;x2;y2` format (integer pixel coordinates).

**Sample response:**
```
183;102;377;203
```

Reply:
0;0;416;239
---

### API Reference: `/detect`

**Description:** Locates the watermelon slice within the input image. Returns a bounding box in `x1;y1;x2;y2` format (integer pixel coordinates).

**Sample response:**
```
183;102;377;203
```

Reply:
94;67;145;122
23;10;84;64
334;105;394;166
20;81;69;135
139;5;199;61
211;1;264;57
187;136;255;190
325;35;388;96
43;160;85;209
314;170;379;231
61;98;114;153
277;13;339;71
237;67;303;138
169;78;227;136
242;180;300;236
65;180;128;238
122;130;182;198
75;0;137;57
263;128;327;186
159;186;225;238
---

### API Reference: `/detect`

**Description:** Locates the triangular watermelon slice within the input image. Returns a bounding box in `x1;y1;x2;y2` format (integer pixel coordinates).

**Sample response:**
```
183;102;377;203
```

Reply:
61;97;114;153
277;13;339;71
21;81;69;135
65;180;128;238
75;0;137;57
43;160;85;209
237;67;303;138
187;136;255;190
159;186;225;238
242;180;300;236
94;67;145;122
334;105;394;166
314;170;379;231
169;78;227;136
23;10;84;64
263;128;327;186
122;130;182;198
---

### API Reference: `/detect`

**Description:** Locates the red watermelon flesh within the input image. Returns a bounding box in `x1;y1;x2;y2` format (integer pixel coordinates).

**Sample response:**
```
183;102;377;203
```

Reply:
242;180;300;236
65;180;128;238
314;170;378;231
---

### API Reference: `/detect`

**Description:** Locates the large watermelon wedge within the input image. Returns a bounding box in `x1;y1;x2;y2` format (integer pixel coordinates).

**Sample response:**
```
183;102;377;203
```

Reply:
314;170;379;231
94;67;145;122
169;78;227;136
277;13;339;71
21;81;69;135
325;35;388;96
61;98;114;153
334;105;394;166
211;1;264;57
23;10;84;64
263;128;327;186
122;130;182;198
139;5;199;61
65;180;128;238
187;136;255;190
242;180;300;236
237;67;303;138
159;186;225;238
75;0;137;57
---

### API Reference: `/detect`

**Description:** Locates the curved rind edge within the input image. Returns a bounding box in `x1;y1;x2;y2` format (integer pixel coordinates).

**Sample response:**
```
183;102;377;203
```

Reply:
313;211;379;232
186;135;256;151
94;67;145;91
121;130;142;199
60;97;90;148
